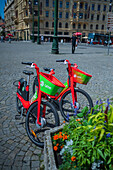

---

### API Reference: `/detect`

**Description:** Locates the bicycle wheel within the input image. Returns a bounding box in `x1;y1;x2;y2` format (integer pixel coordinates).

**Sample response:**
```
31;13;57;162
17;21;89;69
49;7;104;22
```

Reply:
59;88;93;121
26;101;60;148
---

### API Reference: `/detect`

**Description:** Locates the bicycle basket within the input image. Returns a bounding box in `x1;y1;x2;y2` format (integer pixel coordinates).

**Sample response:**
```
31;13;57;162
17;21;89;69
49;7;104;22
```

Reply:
39;72;65;96
72;67;92;85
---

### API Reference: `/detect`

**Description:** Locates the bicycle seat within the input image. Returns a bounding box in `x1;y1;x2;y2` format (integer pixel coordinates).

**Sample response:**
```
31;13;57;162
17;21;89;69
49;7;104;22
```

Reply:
23;70;34;75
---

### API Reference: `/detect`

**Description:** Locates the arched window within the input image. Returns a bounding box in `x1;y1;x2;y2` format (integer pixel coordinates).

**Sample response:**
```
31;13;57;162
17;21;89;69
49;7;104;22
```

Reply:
90;24;93;29
101;25;104;30
83;24;86;29
65;22;68;28
73;23;75;29
59;22;62;28
45;21;49;27
96;24;98;29
78;23;81;29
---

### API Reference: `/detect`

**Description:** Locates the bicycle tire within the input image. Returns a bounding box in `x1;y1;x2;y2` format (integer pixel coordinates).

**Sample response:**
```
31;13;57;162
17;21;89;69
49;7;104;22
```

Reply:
59;88;93;122
25;101;60;148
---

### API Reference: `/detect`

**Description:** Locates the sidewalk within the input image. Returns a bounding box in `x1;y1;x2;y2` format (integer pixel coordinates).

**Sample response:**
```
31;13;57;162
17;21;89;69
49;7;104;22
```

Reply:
0;42;113;170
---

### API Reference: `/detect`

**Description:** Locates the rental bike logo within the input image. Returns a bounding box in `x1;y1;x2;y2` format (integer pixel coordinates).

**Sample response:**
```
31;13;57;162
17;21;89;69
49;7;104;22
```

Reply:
40;81;51;90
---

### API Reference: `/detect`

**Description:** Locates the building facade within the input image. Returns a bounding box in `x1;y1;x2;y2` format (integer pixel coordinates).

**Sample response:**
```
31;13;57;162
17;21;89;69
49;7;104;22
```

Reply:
4;0;113;41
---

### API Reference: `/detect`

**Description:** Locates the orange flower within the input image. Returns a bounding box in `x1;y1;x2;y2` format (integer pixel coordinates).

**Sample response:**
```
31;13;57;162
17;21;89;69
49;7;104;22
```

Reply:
76;119;81;121
71;156;76;161
53;135;59;140
56;143;59;146
59;132;62;135
63;121;65;123
60;145;64;149
74;166;77;168
54;146;58;151
63;134;68;140
59;134;63;138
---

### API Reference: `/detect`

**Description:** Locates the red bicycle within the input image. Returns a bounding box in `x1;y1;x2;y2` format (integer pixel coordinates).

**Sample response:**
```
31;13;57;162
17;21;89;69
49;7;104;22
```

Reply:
33;59;93;122
14;62;60;147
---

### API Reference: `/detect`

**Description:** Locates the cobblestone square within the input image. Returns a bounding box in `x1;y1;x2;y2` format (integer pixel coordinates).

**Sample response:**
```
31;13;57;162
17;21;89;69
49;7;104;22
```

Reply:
0;41;113;170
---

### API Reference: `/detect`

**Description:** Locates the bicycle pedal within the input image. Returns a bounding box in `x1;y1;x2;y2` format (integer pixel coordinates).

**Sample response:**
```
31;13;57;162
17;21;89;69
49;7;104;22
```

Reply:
15;115;21;120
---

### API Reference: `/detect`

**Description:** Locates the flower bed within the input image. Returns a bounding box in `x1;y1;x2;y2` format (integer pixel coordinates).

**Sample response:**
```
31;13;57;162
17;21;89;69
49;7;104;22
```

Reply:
44;99;113;170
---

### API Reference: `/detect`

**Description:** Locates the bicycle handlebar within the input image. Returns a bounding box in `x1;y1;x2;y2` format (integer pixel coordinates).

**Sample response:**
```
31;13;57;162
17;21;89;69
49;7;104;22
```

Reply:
43;67;55;72
21;62;33;65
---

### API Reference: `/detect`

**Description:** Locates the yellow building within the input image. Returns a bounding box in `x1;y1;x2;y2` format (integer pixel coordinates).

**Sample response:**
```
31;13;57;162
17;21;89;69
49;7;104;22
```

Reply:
4;0;113;41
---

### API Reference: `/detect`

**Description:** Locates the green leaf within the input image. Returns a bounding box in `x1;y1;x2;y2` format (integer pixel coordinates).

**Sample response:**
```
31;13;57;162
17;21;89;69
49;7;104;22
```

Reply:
77;112;84;118
98;129;105;141
97;149;105;160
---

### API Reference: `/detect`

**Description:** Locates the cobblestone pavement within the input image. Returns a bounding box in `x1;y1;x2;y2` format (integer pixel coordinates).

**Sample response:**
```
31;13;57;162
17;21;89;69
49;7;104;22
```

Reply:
0;41;113;170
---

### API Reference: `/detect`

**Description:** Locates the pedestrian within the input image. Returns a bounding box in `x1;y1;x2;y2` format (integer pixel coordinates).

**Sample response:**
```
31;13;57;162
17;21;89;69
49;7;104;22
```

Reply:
9;37;11;43
72;33;77;54
1;35;4;42
90;38;93;45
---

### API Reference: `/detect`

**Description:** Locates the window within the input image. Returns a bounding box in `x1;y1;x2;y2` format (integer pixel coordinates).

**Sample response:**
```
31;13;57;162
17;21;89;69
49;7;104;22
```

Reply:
83;24;86;29
66;12;69;18
34;21;37;26
46;0;49;7
78;23;81;29
59;1;62;8
85;3;88;10
59;12;62;18
58;32;62;35
53;0;54;7
97;15;99;20
103;5;106;11
52;22;54;27
74;2;77;9
45;22;49;27
46;11;49;17
90;24;93;29
53;11;54;18
66;2;69;8
34;0;38;5
65;22;68;28
92;4;95;10
91;14;94;20
73;23;75;29
85;14;87;19
73;13;76;19
64;32;69;35
101;25;104;30
109;5;112;12
45;31;49;34
96;24;98;29
79;13;83;19
98;5;101;11
34;10;38;16
80;2;83;9
102;15;105;21
59;22;62;28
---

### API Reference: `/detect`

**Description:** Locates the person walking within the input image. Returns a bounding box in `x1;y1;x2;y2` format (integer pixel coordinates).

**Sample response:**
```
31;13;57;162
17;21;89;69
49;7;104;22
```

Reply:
72;33;77;54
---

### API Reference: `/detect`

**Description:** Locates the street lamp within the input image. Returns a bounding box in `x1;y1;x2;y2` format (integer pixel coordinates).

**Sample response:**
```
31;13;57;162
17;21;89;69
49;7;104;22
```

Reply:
51;0;59;54
37;0;40;44
32;0;35;43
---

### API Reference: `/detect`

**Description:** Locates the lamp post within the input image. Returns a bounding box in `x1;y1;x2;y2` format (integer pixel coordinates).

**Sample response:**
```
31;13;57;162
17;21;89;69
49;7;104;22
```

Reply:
32;0;35;43
51;0;59;54
37;0;40;44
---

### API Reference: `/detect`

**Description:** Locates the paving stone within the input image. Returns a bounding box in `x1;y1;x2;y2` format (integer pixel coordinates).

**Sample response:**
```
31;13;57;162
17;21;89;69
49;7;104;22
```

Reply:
0;42;113;169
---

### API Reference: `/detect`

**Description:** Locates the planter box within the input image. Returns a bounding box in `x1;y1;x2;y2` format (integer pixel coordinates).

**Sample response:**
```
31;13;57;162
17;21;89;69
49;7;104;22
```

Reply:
44;125;64;170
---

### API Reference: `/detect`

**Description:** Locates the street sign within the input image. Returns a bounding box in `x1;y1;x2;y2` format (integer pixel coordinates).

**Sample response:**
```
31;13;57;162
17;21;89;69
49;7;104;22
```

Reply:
107;12;113;32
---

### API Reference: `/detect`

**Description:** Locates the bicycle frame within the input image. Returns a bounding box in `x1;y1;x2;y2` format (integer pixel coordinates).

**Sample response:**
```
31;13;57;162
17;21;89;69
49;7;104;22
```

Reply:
16;63;46;126
39;60;77;109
